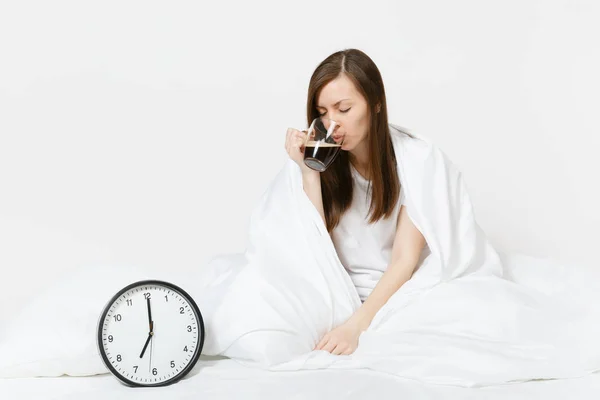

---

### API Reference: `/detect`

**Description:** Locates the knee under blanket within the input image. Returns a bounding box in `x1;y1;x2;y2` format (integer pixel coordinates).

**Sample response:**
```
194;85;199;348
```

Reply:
195;124;600;387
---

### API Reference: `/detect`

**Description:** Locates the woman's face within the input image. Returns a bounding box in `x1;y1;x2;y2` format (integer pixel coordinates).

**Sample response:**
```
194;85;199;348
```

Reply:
315;74;372;152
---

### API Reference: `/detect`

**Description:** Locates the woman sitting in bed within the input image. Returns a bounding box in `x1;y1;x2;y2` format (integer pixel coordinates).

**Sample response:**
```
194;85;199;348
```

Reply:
284;48;431;356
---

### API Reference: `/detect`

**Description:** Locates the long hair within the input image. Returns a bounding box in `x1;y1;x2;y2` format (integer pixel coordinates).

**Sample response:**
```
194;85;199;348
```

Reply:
306;48;411;233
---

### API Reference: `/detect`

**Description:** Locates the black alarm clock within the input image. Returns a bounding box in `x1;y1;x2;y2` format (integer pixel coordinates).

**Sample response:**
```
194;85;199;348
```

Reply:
97;279;205;387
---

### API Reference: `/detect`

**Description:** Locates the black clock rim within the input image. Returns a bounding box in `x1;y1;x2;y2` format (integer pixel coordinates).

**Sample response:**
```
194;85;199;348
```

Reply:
96;279;206;387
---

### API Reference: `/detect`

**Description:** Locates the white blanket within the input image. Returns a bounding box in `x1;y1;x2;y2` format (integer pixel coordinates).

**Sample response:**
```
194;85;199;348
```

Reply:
196;125;600;387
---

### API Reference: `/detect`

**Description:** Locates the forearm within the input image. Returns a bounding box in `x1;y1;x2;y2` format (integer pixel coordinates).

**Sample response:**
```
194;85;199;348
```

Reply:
302;171;326;226
349;258;416;331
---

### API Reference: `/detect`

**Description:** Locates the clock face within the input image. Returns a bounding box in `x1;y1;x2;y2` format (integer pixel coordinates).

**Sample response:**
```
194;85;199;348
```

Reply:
97;280;204;387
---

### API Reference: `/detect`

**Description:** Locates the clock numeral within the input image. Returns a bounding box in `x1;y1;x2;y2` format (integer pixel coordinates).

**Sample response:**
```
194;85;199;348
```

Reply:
126;299;133;306
114;314;122;322
180;307;185;314
133;365;138;373
108;335;114;343
116;354;122;362
170;360;175;368
183;345;188;352
165;295;169;302
144;292;151;300
187;325;192;332
152;368;158;376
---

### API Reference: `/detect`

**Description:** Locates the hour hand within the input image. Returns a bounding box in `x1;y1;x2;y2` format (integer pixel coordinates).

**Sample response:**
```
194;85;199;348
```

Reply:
139;333;152;358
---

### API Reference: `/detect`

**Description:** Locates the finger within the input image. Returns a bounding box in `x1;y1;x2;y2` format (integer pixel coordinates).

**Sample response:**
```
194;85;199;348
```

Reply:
341;347;353;355
296;130;307;138
323;340;337;353
331;344;343;355
286;129;303;155
296;133;306;142
314;342;323;351
332;341;349;355
285;128;295;145
295;137;305;152
314;336;328;351
287;131;297;154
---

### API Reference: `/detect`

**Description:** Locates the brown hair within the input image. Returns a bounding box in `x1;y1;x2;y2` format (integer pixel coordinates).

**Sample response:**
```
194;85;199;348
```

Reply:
306;49;411;233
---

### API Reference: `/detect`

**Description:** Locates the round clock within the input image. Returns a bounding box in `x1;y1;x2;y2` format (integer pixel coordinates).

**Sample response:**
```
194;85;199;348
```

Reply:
97;279;205;387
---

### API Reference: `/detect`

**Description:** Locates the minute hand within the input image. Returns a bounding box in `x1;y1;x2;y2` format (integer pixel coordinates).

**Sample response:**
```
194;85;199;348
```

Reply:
146;297;153;332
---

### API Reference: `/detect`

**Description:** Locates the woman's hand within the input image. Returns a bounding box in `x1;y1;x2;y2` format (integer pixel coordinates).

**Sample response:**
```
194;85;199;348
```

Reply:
314;318;364;355
285;127;314;175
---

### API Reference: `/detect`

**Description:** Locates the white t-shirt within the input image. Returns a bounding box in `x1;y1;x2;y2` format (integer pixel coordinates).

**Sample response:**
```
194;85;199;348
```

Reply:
331;163;431;302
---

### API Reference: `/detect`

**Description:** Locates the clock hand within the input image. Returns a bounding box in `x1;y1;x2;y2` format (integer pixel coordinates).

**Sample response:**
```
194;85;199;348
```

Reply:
139;332;152;358
140;298;155;359
146;297;153;332
149;325;153;373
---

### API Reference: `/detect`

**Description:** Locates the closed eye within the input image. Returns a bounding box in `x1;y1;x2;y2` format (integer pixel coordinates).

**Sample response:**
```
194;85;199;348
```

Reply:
319;108;351;116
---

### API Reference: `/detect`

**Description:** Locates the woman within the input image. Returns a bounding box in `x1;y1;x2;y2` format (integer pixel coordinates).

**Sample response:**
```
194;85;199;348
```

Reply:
284;48;430;356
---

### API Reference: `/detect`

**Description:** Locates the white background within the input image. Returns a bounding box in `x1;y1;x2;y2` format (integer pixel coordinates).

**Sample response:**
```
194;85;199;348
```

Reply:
1;0;599;325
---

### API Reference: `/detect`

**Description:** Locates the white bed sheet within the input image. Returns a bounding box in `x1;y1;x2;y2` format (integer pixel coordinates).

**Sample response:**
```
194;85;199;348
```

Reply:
1;356;600;400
